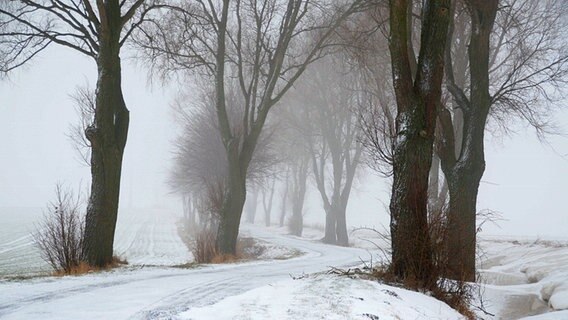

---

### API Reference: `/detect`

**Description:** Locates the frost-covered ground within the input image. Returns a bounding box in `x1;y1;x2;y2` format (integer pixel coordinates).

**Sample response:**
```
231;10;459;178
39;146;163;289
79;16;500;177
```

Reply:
478;237;568;319
1;207;568;319
0;207;50;277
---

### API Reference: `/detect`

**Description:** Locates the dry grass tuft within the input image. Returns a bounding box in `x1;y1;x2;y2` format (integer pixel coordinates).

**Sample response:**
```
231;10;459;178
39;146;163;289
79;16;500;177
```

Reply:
210;254;239;264
52;255;128;277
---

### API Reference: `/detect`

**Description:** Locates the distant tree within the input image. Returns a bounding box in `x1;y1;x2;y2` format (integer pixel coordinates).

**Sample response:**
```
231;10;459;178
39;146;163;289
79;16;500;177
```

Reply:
0;0;161;267
277;171;290;228
261;177;277;227
288;155;309;236
387;0;451;286
285;56;363;246
168;86;276;233
438;0;568;281
244;187;260;224
271;107;311;236
140;0;367;254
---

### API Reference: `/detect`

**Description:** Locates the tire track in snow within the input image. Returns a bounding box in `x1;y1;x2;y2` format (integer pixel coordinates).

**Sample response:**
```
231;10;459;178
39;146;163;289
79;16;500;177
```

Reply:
0;218;372;320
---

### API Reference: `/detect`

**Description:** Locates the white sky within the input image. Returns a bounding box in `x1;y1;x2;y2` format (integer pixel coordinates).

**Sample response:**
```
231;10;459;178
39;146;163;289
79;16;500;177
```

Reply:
0;45;567;239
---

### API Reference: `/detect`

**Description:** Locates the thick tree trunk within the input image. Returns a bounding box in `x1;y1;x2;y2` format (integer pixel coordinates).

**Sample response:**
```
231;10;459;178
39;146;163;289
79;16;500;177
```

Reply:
388;0;450;286
82;42;129;267
322;203;337;244
445;163;483;281
216;146;247;255
335;203;348;246
440;0;497;282
389;118;435;284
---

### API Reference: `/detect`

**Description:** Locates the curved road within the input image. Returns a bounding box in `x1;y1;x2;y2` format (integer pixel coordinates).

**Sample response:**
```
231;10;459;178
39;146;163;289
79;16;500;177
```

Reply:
0;225;373;320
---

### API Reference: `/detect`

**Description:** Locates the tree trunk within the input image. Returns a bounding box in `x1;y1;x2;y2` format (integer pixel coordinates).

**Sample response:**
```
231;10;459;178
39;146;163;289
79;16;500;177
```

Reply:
262;179;276;227
82;24;129;267
322;203;337;244
216;145;247;255
388;0;450;287
440;0;497;282
245;188;259;223
289;162;307;236
279;175;289;227
389;118;435;284
445;163;483;281
335;203;348;246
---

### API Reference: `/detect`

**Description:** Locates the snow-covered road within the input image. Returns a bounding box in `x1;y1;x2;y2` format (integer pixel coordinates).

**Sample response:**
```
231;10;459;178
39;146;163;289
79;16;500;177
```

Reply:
0;225;373;320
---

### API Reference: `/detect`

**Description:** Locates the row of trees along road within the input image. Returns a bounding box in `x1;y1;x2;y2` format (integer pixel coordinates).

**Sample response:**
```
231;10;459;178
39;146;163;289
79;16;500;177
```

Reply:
139;0;367;254
2;0;567;288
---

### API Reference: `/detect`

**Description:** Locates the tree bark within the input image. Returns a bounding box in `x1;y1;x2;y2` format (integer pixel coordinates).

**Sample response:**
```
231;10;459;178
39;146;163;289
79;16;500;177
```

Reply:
322;203;337;244
388;0;450;286
216;145;247;255
439;0;497;281
335;203;349;246
82;13;129;267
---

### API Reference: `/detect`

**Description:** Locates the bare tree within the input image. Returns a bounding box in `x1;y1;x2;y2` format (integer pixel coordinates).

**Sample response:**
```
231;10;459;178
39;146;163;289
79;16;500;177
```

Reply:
261;177;276;227
341;5;397;178
244;187;260;224
140;0;367;254
0;0;161;267
387;0;451;287
168;85;277;234
270;104;311;235
285;56;363;246
288;155;309;236
277;171;290;228
438;0;568;281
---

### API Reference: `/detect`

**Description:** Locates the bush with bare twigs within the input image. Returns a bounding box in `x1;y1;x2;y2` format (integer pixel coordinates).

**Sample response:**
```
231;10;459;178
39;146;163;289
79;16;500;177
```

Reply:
192;228;219;264
33;185;85;274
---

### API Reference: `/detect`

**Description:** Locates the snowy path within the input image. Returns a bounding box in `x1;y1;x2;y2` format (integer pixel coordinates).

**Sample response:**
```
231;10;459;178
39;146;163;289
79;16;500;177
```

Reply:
0;225;372;320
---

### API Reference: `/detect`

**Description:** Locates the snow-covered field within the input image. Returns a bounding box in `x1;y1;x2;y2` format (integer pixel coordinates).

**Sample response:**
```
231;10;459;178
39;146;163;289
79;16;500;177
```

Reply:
1;207;568;319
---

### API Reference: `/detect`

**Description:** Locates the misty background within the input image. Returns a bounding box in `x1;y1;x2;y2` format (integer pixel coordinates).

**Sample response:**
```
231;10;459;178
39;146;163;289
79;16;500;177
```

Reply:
1;45;567;238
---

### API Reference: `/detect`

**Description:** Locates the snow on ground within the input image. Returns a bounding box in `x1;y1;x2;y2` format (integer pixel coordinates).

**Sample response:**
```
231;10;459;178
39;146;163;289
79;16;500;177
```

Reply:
0;206;192;278
477;237;568;319
181;274;464;320
113;207;192;266
0;207;51;277
0;222;378;319
2;206;568;320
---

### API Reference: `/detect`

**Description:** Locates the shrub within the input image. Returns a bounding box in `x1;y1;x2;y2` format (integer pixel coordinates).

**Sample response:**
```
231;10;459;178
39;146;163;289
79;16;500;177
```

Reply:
192;228;219;263
33;185;85;274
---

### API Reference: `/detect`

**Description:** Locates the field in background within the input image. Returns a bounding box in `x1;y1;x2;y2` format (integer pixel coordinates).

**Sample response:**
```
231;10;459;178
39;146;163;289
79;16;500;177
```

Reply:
0;206;190;278
0;207;48;277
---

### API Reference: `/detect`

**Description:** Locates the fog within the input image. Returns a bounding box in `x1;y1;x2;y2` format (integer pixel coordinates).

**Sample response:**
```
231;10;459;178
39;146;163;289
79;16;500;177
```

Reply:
1;45;567;238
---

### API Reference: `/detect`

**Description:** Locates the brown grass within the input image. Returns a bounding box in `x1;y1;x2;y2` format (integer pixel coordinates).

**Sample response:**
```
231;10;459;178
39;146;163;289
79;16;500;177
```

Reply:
210;254;239;264
52;255;128;277
192;227;268;264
